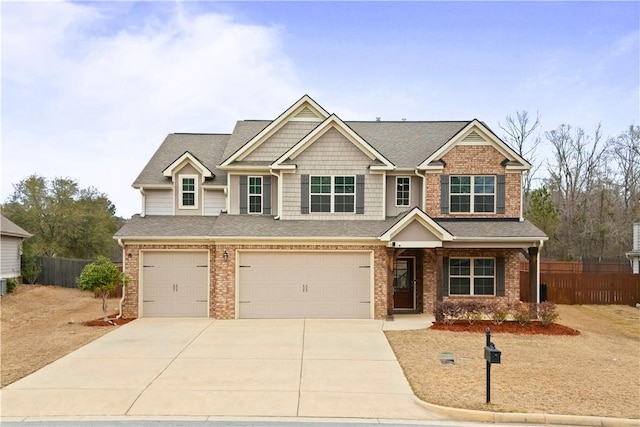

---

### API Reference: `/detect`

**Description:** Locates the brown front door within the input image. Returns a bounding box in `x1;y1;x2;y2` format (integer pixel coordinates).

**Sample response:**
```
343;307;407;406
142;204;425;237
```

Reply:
393;257;415;310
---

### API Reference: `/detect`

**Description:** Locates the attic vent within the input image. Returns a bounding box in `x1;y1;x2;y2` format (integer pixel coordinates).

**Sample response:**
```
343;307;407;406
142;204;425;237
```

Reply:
463;130;485;142
295;106;320;120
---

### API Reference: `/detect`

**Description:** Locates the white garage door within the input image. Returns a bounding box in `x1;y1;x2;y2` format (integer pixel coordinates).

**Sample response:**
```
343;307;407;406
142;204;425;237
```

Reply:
142;251;209;317
238;252;371;319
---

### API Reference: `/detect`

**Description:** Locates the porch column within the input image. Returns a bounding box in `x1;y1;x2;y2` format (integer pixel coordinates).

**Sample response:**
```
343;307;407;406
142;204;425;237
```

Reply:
386;248;395;320
528;246;539;317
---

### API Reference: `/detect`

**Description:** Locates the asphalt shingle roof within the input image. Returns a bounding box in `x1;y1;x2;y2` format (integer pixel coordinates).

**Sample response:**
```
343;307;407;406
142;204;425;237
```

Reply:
0;214;33;238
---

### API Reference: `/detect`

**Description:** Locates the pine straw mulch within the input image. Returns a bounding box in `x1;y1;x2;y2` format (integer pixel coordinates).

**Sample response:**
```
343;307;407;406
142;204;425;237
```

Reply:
385;305;640;420
429;319;580;335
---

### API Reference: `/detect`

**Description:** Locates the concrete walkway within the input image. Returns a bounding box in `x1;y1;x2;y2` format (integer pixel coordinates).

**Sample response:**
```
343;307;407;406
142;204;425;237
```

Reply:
1;317;445;421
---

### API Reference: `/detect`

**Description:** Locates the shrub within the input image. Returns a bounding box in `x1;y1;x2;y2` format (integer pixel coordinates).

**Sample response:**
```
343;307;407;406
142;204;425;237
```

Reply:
21;241;41;284
488;301;509;325
538;301;559;326
459;300;484;324
512;302;532;325
434;301;462;324
78;256;128;320
6;278;19;293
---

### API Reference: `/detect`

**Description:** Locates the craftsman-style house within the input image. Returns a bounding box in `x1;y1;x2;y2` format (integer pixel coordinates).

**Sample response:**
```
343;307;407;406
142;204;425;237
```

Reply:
115;95;547;319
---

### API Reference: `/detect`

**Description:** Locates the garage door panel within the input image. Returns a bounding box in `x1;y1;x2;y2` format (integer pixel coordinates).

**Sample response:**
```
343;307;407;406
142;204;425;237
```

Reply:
238;252;371;319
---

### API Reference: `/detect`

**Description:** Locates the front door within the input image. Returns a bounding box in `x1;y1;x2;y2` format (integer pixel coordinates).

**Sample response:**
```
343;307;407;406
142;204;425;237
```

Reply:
393;257;415;310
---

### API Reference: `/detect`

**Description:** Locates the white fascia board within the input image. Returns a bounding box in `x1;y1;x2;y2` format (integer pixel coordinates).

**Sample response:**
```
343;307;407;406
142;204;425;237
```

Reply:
272;114;395;169
220;95;330;167
202;185;227;190
380;207;453;241
136;184;173;189
387;241;443;248
271;164;297;171
217;165;272;172
212;236;384;245
162;152;213;179
370;165;395;171
444;241;540;249
453;236;549;242
417;120;531;170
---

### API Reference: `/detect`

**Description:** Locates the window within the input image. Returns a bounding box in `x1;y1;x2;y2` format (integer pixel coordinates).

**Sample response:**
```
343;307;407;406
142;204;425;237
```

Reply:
450;258;495;296
396;177;410;206
180;175;197;208
310;176;355;213
248;176;262;214
450;176;495;213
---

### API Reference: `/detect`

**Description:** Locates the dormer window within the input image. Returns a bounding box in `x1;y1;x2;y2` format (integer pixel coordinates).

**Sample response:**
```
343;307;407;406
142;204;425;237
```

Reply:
180;175;198;209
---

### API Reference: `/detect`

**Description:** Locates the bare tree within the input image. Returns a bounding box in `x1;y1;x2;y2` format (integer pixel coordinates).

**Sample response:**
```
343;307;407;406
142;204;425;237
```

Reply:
500;111;542;207
611;125;640;211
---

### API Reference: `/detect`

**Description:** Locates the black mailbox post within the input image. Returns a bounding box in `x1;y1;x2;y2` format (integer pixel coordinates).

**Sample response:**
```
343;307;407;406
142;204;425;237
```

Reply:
484;328;501;403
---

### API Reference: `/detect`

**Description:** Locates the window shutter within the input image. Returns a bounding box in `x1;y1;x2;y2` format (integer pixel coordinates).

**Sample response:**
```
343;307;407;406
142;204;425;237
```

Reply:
496;175;506;214
442;257;449;297
440;175;449;214
496;257;505;296
262;175;271;215
239;176;248;214
356;174;365;214
301;174;309;214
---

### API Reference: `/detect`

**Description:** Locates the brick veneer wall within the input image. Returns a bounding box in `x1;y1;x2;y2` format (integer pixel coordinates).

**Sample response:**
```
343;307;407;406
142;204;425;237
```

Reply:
421;248;522;316
123;243;389;320
425;145;522;218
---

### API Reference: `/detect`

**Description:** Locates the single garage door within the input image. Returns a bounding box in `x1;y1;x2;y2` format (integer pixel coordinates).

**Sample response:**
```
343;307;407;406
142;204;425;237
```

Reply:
142;251;209;317
238;251;371;319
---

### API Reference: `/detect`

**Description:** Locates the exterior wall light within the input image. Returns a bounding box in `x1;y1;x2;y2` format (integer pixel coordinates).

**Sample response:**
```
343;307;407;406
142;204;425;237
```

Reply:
223;250;229;261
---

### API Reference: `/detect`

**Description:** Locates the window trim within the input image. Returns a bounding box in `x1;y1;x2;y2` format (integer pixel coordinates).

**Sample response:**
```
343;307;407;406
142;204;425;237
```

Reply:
179;174;198;209
449;257;496;296
449;175;496;214
395;176;411;207
309;175;356;213
248;176;263;214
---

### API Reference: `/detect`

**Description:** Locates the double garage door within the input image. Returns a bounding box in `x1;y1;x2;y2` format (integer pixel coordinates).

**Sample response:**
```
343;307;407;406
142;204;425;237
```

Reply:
238;251;372;319
141;252;209;317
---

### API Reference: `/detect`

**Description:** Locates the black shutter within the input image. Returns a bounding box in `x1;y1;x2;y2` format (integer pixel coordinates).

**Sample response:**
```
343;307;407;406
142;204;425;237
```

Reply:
301;174;310;214
442;257;449;297
239;176;247;214
356;175;365;214
262;175;271;215
496;257;505;296
440;175;450;214
496;175;506;214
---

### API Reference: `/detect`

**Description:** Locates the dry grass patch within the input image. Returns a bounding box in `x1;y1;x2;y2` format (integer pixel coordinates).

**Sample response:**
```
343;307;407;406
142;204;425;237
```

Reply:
386;305;640;420
1;284;122;387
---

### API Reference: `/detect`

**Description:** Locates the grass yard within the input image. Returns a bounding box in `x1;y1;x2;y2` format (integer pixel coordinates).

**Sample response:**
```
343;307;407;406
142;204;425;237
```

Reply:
1;284;122;387
385;304;640;419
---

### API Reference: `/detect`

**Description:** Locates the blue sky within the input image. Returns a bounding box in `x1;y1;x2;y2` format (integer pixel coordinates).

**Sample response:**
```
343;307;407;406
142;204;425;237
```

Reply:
2;1;638;218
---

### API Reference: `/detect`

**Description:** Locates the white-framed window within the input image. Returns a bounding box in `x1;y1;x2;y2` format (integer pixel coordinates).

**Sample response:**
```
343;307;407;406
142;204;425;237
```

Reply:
396;177;410;206
310;175;355;213
450;175;495;213
449;257;495;296
248;176;262;214
179;175;198;209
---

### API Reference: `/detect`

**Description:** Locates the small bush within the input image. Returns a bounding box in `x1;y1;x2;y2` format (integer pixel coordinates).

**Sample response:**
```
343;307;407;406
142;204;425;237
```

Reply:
512;302;532;325
538;301;559;326
459;300;484;324
6;278;19;293
488;301;509;325
434;301;462;324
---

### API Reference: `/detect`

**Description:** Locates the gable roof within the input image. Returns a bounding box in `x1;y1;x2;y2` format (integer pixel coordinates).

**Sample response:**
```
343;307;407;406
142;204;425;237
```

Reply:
1;215;32;238
379;207;453;245
220;95;329;167
272;114;395;170
418;119;531;170
162;151;214;180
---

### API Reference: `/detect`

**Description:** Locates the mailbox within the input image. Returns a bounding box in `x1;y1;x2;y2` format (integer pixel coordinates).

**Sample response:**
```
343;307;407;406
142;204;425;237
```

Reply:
484;343;501;364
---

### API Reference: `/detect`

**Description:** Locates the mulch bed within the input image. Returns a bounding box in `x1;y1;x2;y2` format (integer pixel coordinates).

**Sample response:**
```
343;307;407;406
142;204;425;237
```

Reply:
82;315;135;327
430;320;580;335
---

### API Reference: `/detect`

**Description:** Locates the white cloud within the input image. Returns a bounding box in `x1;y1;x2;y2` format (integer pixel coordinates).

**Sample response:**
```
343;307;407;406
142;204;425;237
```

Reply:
2;1;302;217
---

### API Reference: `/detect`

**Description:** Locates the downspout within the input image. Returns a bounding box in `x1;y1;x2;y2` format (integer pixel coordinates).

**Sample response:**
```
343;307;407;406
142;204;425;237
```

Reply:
270;169;281;220
116;238;126;319
537;239;544;304
140;188;146;217
414;169;426;211
520;171;526;221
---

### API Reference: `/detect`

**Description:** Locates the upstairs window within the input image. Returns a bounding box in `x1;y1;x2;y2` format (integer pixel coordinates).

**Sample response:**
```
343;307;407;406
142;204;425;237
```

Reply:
450;176;495;213
449;258;495;296
396;177;410;206
310;176;355;213
248;176;262;214
180;175;197;208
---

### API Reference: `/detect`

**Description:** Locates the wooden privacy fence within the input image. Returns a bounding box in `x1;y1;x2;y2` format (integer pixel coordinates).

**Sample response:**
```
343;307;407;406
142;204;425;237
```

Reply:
520;272;640;305
36;256;123;298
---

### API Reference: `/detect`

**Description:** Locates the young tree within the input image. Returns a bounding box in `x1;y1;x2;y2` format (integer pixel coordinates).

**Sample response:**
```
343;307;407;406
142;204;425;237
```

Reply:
525;187;560;255
77;256;128;321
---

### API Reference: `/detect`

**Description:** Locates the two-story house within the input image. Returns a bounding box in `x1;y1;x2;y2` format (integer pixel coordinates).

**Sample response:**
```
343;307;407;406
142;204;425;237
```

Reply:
115;95;547;320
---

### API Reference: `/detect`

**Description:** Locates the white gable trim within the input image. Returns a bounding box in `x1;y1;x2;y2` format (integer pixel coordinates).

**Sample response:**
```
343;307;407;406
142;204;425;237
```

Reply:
162;152;213;181
417;119;531;170
220;95;330;166
379;207;453;243
271;114;395;170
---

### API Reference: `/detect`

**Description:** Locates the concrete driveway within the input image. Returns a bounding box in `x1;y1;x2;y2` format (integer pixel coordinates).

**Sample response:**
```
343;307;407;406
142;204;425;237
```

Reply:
1;318;445;421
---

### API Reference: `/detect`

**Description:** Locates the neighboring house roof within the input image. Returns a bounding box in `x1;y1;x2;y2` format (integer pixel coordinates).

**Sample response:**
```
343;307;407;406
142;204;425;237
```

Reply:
115;213;546;243
133;133;231;188
0;215;32;238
